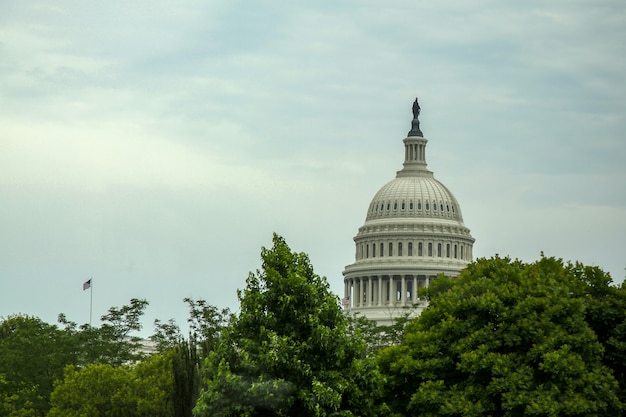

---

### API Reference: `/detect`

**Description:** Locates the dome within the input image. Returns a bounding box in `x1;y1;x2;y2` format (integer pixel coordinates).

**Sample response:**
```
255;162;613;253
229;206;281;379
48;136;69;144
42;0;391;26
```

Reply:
366;175;464;222
342;98;475;325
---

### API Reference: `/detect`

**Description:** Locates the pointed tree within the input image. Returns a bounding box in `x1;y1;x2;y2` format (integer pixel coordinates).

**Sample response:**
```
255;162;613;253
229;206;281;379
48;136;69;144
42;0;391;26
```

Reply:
194;234;386;417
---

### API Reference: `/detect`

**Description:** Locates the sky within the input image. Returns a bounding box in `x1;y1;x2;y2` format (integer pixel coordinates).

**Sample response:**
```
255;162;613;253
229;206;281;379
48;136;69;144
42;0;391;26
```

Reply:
1;1;625;336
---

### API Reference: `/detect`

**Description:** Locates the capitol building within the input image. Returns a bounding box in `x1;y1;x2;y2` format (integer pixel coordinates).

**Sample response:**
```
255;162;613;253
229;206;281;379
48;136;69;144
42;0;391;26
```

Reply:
342;99;475;325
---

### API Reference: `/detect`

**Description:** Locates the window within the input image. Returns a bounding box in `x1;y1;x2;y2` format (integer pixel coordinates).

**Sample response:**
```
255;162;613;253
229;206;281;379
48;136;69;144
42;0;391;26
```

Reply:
440;204;444;211
437;243;442;257
408;242;413;256
418;242;423;256
410;201;414;209
373;244;376;257
426;202;429;210
380;243;384;257
387;203;390;210
433;202;437;211
393;202;397;210
401;201;405;210
446;243;450;258
454;244;458;258
366;244;369;258
428;242;433;256
389;242;393;256
461;245;464;260
398;242;403;256
418;201;422;210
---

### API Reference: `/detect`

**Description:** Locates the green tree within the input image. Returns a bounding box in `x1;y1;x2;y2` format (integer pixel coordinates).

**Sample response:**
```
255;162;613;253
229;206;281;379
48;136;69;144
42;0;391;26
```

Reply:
48;353;174;417
194;234;386;417
58;298;149;366
0;315;77;416
378;256;622;417
570;263;626;414
151;298;230;417
48;364;137;417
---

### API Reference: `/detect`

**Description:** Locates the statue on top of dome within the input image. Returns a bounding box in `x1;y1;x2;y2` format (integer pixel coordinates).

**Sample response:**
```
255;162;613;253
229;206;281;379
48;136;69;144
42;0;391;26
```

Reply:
412;97;421;119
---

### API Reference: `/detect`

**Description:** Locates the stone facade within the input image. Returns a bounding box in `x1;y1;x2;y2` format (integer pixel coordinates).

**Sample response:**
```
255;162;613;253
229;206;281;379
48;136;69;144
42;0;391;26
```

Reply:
342;100;474;325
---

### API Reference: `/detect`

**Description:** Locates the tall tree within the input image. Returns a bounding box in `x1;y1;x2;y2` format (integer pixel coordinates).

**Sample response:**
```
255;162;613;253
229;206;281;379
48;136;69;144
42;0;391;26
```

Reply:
378;256;623;417
194;234;386;417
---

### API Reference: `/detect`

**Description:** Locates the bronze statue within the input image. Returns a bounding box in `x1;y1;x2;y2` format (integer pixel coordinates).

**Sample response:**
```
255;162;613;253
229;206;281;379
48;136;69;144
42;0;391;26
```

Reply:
408;97;423;137
412;97;420;119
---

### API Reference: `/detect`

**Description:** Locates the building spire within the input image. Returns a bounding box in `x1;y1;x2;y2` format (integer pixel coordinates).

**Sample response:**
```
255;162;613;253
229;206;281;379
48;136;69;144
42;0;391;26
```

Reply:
408;97;423;137
398;97;430;177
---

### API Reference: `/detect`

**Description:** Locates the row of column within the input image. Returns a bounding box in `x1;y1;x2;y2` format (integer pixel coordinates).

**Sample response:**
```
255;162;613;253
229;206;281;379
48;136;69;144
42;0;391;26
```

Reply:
405;142;426;163
344;275;433;308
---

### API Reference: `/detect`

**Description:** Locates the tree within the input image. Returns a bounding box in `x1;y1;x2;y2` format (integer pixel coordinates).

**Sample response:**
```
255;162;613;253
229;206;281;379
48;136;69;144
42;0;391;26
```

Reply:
58;298;150;366
378;256;623;417
48;365;137;417
150;298;230;417
194;234;386;417
0;315;78;416
48;353;174;417
570;263;626;414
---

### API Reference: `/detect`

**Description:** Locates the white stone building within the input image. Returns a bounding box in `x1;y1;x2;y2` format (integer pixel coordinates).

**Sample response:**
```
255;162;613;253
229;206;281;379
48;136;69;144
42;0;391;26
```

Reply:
342;99;475;325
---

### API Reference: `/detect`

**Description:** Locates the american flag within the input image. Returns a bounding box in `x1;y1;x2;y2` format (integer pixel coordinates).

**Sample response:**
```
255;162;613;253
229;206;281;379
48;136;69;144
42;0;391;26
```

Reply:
83;279;91;291
341;297;350;307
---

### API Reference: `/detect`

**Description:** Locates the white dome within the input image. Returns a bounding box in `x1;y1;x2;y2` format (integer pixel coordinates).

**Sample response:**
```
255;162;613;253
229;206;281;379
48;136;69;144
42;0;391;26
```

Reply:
366;175;464;223
342;99;475;325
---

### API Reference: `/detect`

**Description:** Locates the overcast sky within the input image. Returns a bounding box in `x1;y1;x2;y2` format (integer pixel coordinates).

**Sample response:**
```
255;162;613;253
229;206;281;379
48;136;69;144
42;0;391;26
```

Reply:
2;1;625;335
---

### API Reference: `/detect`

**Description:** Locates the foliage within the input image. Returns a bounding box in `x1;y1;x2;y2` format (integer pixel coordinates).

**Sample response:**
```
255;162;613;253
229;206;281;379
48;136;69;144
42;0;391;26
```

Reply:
151;298;230;416
194;234;386;417
183;298;230;358
48;352;173;417
570;263;626;414
171;340;201;417
378;256;623;417
347;309;414;355
0;315;77;416
58;298;149;366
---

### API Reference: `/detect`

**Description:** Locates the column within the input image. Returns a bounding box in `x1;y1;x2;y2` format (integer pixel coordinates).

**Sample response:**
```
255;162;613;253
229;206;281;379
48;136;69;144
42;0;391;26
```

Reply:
401;276;407;306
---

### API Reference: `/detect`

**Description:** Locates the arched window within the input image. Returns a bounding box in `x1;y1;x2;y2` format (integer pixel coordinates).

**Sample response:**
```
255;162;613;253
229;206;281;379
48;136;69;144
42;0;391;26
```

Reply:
380;243;384;257
418;242;423;256
409;201;414;210
461;245;464;260
446;243;450;258
437;243;442;257
389;242;393;256
418;201;422;210
426;202;429;210
428;243;433;256
401;201;405;210
454;244;458;258
393;202;397;210
372;244;376;257
398;242;403;256
366;244;369;258
387;203;390;210
408;242;413;256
